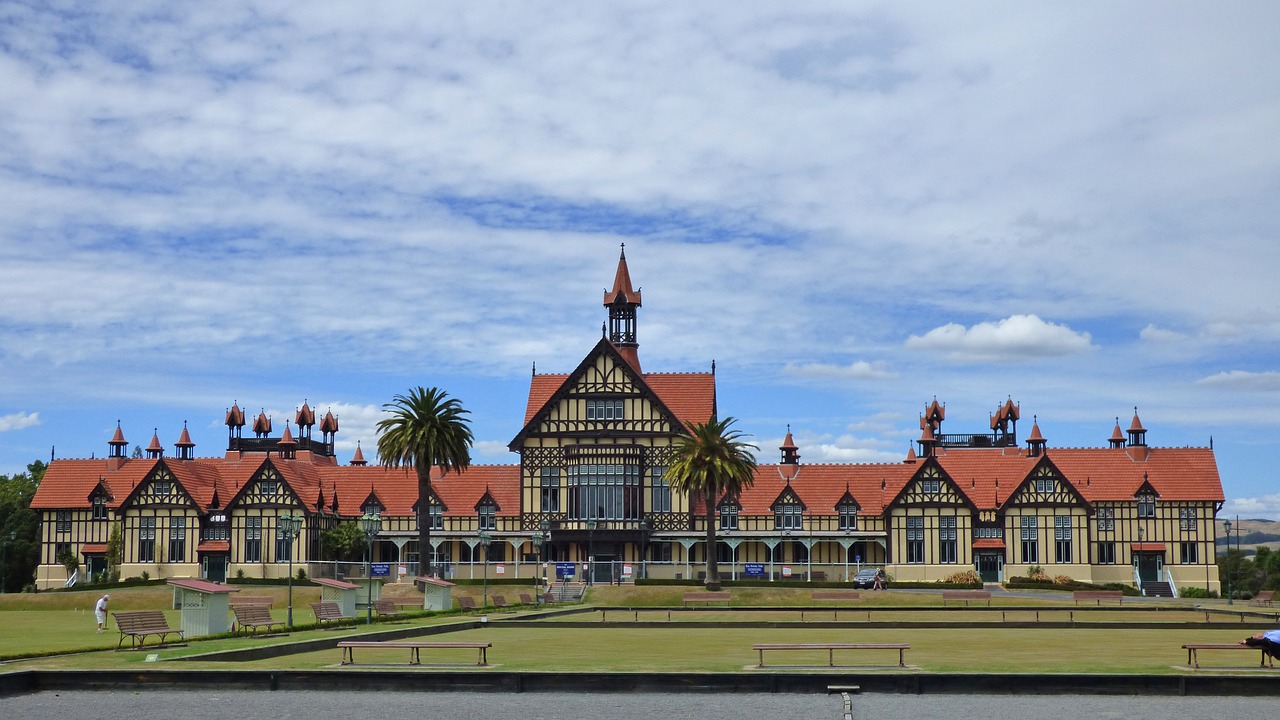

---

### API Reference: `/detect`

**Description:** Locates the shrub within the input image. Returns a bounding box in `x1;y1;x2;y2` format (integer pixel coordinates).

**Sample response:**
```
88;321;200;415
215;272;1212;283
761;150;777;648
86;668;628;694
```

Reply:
140;571;150;582
296;568;308;582
944;570;982;585
1178;587;1215;598
1053;575;1073;585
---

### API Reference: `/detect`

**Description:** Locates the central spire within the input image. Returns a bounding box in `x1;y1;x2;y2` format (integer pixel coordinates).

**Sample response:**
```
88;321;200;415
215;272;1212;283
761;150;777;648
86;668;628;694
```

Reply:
604;244;642;371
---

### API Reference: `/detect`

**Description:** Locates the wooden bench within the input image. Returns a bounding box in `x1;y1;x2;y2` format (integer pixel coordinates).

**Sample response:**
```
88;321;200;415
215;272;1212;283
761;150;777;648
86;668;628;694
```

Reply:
753;642;909;668
229;595;274;608
455;596;479;611
811;590;861;602
942;590;991;606
1181;643;1275;669
491;595;512;609
309;601;351;625
337;640;492;666
1252;590;1275;607
683;591;732;606
519;593;536;605
1073;590;1124;606
113;610;184;649
373;599;403;617
232;604;286;635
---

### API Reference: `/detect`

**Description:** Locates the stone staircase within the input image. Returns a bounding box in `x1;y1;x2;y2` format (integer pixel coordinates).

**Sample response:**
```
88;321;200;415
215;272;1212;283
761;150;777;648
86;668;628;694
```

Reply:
1142;580;1174;597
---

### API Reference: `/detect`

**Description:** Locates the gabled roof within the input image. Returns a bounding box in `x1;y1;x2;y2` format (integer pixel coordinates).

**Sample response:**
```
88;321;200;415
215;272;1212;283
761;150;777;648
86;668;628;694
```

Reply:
511;337;715;447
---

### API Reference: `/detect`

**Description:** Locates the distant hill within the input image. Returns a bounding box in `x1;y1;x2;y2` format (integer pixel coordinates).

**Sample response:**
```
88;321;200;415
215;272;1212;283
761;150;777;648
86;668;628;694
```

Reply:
1217;518;1280;555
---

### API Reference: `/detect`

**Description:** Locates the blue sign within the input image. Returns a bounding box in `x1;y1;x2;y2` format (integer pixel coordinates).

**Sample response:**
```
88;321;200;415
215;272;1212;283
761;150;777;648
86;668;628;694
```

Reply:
744;563;765;577
556;562;575;578
370;563;391;578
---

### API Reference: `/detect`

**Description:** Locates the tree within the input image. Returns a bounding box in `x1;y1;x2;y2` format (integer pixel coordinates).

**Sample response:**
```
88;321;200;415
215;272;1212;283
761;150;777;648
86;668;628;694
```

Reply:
376;386;473;578
0;461;43;592
664;417;758;591
320;522;369;561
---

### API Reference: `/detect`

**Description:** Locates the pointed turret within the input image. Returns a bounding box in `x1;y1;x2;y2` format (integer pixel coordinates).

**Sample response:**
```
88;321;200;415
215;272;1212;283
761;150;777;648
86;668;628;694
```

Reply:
1109;418;1126;449
1026;416;1046;457
603;244;642;372
1127;408;1147;447
146;429;164;459
296;401;315;440
779;426;800;465
351;442;367;466
252;410;272;439
175;421;195;460
279;423;297;459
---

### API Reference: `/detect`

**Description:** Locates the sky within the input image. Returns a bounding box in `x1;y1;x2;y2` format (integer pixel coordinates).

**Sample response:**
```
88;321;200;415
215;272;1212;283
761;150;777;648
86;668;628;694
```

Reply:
0;3;1277;518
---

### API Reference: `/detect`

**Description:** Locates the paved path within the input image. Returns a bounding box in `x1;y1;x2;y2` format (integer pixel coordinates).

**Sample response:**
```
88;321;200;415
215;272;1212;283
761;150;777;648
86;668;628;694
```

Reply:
5;690;1277;720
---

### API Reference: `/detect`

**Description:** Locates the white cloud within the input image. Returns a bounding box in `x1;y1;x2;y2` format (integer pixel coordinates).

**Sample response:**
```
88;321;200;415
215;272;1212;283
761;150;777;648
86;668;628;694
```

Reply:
1222;495;1280;521
782;360;897;381
0;411;40;432
1138;324;1188;344
1196;371;1280;392
904;315;1093;362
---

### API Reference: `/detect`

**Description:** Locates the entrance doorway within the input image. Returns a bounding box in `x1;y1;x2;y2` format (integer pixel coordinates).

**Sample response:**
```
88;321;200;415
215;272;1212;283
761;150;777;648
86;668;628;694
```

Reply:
1135;553;1162;583
976;553;1003;583
203;555;228;583
85;555;107;583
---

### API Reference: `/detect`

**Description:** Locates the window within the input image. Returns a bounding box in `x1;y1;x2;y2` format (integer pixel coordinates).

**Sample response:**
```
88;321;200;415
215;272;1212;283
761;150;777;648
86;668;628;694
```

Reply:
775;504;803;531
487;542;505;562
838;504;858;531
650;466;671;513
138;517;156;563
428;504;443;530
719;503;738;531
567;463;642;520
1096;507;1115;532
54;542;71;563
92;496;108;520
153;480;171;496
203;513;229;541
648;541;672;562
975;525;1003;539
939;516;957;564
1180;542;1199;564
259;479;277;495
1020;516;1038;564
56;511;71;533
1054;516;1072;563
1036;477;1055;494
1137;495;1156;518
586;399;624;421
716;542;736;563
921;479;940;494
274;522;292;563
1179;508;1197;532
540;467;560;513
906;517;925;563
169;517;186;562
1098;541;1116;564
791;541;809;563
478;504;496;530
244;516;262;563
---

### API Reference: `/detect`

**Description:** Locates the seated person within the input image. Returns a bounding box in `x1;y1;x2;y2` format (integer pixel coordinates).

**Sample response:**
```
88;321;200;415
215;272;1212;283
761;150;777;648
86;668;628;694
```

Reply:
1241;629;1280;660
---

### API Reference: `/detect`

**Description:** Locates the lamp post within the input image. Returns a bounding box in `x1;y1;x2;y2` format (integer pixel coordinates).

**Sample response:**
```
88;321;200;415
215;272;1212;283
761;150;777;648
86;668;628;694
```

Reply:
586;519;597;586
531;531;545;604
359;512;382;624
1223;519;1232;605
478;531;492;608
539;520;551;601
638;517;649;581
277;515;303;627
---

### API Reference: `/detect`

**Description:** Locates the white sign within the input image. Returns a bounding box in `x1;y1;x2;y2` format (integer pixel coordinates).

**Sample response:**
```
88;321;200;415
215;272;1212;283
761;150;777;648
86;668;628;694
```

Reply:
496;564;505;575
622;564;633;576
782;566;793;577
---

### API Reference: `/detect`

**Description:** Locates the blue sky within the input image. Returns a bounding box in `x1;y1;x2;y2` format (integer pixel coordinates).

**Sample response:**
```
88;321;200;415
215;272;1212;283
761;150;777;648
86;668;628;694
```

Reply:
1;3;1277;517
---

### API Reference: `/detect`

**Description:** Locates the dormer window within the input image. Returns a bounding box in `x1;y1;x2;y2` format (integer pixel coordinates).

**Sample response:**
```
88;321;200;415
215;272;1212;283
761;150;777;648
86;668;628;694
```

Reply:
838;504;858;531
260;479;277;495
719;501;738;531
586;399;625;421
478;504;496;530
1137;495;1156;518
1036;477;1055;493
921;479;940;494
154;480;171;496
92;496;108;520
775;503;803;531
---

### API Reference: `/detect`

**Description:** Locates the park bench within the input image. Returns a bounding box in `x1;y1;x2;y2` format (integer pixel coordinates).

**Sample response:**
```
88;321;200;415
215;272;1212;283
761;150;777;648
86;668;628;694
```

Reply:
811;590;861;602
1252;590;1275;607
753;642;909;668
337;640;492;666
455;595;479;611
519;593;536;605
1181;643;1275;669
231;604;286;636
229;595;274;608
683;591;732;606
491;595;513;610
113;610;184;650
373;599;404;618
942;590;991;606
1073;590;1124;606
309;601;351;625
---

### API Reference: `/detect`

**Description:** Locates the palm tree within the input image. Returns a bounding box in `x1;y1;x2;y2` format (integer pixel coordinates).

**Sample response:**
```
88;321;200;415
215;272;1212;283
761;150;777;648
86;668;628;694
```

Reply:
376;386;473;578
664;417;758;591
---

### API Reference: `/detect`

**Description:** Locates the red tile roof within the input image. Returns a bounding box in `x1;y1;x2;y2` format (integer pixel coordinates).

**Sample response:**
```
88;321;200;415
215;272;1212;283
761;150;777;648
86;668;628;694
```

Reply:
522;370;714;430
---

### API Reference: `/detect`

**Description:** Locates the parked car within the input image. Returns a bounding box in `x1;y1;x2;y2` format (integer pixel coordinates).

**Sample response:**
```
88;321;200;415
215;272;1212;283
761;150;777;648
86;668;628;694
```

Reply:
852;567;880;588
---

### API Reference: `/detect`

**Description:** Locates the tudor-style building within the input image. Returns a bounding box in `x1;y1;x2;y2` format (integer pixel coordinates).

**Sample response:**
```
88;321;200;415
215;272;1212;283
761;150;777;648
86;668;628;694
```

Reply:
30;248;1225;595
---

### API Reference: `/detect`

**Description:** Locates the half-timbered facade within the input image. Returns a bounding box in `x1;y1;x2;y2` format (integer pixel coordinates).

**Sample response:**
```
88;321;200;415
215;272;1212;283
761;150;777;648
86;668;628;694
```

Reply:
30;249;1225;594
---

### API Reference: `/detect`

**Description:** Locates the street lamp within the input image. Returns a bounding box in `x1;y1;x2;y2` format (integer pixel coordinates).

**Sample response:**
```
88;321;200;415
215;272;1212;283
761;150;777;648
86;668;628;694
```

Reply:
531;531;546;604
586;519;597;587
277;515;303;627
1223;518;1232;605
478;531;492;608
539;520;551;601
638;517;649;581
359;512;382;624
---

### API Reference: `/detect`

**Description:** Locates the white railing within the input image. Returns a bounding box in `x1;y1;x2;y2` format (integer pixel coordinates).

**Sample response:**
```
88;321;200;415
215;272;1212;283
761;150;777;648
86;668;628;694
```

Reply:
1165;567;1179;598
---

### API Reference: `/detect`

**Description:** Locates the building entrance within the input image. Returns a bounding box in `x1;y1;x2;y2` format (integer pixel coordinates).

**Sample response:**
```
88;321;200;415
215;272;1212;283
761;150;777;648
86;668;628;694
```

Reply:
203;555;228;583
976;553;1003;583
1136;553;1162;583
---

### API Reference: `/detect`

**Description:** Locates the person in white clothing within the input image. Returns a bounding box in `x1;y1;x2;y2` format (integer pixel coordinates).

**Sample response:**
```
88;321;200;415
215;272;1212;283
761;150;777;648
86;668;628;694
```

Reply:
94;594;109;633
